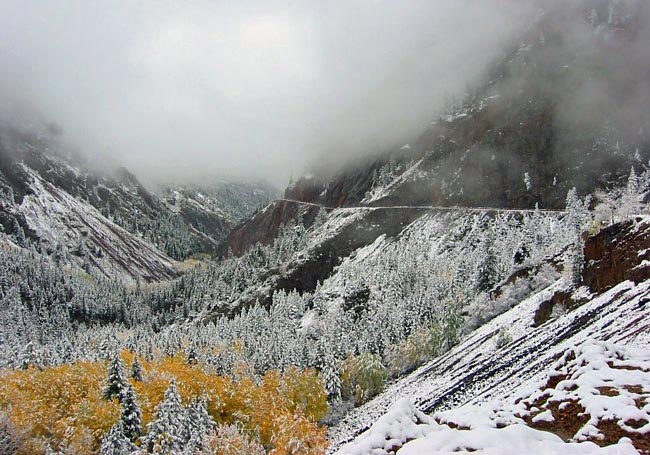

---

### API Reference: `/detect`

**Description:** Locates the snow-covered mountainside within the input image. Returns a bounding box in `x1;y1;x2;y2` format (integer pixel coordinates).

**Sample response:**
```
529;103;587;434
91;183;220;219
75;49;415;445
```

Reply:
8;162;177;283
0;127;252;262
0;126;278;283
337;340;649;455
331;217;650;454
285;1;648;211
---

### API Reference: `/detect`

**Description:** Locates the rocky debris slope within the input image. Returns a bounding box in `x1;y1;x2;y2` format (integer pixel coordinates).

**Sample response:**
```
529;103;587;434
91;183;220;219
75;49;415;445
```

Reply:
330;218;650;453
337;341;648;454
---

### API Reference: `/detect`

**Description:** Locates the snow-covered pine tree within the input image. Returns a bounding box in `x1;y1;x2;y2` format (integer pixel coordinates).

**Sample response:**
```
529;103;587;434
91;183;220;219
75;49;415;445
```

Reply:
622;166;642;219
474;230;498;293
184;395;215;451
0;411;19;455
10;219;26;247
103;354;128;401
442;303;464;348
130;357;143;382
119;383;142;442
18;341;37;370
144;379;188;453
565;188;591;286
99;422;137;455
319;343;342;400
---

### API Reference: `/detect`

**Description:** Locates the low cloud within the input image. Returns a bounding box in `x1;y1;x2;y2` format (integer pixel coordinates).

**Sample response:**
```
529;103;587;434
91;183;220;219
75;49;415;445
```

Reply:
0;1;575;186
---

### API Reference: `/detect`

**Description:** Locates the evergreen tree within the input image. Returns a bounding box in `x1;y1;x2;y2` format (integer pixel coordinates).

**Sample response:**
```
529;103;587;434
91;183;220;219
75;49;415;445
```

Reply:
474;231;498;293
130;356;143;381
565;188;591;286
570;241;584;286
623;166;641;218
0;411;19;455
184;396;215;451
18;341;37;370
119;384;142;442
442;304;464;348
144;379;188;453
319;346;341;400
99;422;137;455
11;219;26;247
103;354;128;401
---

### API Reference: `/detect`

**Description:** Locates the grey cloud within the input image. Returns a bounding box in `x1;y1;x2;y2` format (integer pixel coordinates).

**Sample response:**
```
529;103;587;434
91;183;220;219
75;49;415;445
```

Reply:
1;1;541;186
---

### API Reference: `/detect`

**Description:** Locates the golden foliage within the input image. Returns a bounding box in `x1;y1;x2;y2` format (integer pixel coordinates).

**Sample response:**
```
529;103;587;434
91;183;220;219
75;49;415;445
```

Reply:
200;424;265;455
0;353;329;454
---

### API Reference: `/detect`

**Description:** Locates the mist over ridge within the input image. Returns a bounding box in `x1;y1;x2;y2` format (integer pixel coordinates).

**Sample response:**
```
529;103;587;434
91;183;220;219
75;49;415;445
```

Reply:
1;1;648;189
0;1;540;187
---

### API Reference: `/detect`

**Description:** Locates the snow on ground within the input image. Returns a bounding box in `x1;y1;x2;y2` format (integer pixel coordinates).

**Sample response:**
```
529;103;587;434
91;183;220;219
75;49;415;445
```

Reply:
398;419;639;454
16;164;177;283
361;158;426;205
336;339;649;454
517;341;650;441
329;279;650;453
337;399;433;455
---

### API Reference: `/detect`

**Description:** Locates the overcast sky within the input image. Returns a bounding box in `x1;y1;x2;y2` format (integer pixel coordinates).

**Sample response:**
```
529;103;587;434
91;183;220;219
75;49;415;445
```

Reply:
0;1;534;187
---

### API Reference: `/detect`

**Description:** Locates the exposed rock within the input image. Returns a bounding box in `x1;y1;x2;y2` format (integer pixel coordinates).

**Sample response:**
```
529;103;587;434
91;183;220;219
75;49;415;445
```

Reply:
583;218;650;293
221;199;321;257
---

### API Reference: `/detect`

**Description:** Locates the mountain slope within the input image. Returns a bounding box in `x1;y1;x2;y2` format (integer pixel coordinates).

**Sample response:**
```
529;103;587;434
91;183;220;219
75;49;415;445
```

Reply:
330;217;650;454
287;1;648;211
1;158;178;283
0;127;242;261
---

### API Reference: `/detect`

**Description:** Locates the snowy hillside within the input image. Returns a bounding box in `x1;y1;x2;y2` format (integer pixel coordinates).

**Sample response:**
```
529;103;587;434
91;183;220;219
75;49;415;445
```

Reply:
337;340;649;454
0;0;648;453
330;219;650;455
332;278;649;453
0;127;241;261
9;162;178;283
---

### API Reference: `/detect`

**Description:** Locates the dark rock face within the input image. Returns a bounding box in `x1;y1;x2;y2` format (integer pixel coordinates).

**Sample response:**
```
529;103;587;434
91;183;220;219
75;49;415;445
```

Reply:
583;219;650;293
222;199;321;257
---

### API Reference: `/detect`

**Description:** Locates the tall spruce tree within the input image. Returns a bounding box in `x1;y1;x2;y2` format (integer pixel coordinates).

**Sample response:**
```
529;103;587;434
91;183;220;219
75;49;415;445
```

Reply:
144;379;188;453
130;357;143;382
119;384;142;442
474;231;497;293
99;422;137;455
184;396;215;451
103;354;128;401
